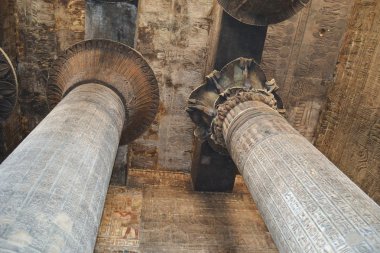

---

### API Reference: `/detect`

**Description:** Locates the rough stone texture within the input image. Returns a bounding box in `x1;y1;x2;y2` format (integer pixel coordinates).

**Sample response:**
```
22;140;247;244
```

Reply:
261;0;353;142
46;39;159;145
132;0;222;171
110;145;129;186
85;1;137;47
55;0;85;51
315;0;380;204
14;0;85;137
0;109;23;161
0;84;125;252
125;169;250;194
95;171;278;253
222;100;380;253
15;0;58;133
95;187;142;252
0;0;85;160
0;48;18;121
217;0;310;26
0;47;22;161
0;0;17;56
0;0;23;161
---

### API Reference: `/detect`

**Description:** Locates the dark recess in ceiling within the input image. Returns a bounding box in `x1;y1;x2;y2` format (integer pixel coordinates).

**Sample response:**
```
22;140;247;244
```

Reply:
214;12;268;70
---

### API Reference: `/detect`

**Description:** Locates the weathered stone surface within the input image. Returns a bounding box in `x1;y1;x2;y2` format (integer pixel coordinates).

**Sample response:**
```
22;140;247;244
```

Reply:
0;0;17;56
261;0;353;142
315;0;380;204
0;37;159;252
13;0;85;138
0;48;20;159
1;0;85;161
0;107;22;161
86;1;137;47
139;188;277;253
222;99;380;252
217;0;310;26
15;0;58;134
95;187;142;252
110;145;129;186
47;39;159;144
132;0;221;171
0;48;18;121
0;84;125;252
95;172;277;253
0;0;23;161
126;168;250;194
55;0;85;51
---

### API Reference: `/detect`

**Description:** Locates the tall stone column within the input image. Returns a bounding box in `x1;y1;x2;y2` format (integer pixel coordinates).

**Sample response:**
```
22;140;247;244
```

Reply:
188;58;380;253
0;39;159;252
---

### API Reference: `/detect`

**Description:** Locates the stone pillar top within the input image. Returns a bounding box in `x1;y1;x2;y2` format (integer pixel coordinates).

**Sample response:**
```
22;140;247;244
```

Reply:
0;48;18;122
187;57;283;153
47;39;159;144
217;0;310;26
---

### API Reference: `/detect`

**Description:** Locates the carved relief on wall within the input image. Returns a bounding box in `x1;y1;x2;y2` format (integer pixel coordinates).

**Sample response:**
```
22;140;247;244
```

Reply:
315;0;380;203
261;0;353;143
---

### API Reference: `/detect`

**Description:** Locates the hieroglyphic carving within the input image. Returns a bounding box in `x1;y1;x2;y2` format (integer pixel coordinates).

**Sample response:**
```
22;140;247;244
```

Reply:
0;84;126;252
0;48;17;121
315;0;380;203
222;100;380;252
95;187;142;252
261;0;353;142
47;39;159;144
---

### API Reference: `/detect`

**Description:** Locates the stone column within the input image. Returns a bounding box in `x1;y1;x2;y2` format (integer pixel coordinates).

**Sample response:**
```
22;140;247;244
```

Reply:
188;58;380;253
0;83;124;252
220;98;380;253
0;39;159;252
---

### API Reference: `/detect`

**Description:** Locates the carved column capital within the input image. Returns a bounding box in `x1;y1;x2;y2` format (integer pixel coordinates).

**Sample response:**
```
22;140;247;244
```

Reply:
211;89;278;148
187;57;283;153
47;39;159;144
217;0;310;26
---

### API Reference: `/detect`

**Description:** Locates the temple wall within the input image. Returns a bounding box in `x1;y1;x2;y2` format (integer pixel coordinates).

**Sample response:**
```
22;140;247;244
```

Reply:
261;0;353;142
315;0;380;204
95;171;278;253
0;0;85;162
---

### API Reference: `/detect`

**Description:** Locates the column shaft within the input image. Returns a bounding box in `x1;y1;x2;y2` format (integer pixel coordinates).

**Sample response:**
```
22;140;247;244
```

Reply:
223;100;380;253
0;83;125;252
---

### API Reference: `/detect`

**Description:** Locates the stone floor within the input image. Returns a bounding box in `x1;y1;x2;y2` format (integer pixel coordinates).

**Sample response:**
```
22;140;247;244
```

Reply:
95;169;278;253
